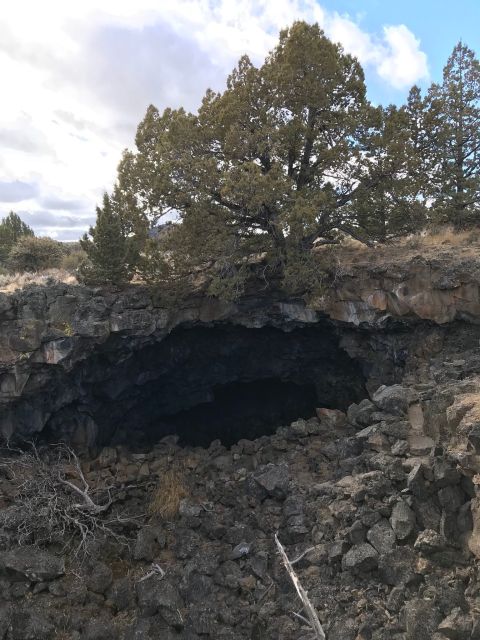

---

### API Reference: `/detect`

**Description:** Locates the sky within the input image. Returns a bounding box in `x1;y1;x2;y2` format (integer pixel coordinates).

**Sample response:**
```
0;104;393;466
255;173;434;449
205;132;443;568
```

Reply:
0;0;478;241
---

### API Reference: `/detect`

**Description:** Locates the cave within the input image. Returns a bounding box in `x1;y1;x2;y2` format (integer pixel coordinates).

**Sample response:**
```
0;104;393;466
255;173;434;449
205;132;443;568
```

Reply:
41;323;368;449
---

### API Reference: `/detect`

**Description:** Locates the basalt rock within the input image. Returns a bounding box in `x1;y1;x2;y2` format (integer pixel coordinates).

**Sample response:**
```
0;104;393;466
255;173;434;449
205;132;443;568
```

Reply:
2;256;480;637
1;253;480;449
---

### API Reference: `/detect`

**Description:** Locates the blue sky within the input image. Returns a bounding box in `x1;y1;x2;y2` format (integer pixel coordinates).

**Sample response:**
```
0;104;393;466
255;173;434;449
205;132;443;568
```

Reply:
321;0;479;103
0;0;478;240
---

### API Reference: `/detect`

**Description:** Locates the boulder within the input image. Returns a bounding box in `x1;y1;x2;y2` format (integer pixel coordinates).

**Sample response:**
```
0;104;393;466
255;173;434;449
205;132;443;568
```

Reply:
0;547;64;582
407;463;429;500
81;618;117;640
107;577;135;612
315;408;347;429
414;529;447;555
372;385;409;415
248;463;289;500
341;543;378;573
347;399;376;427
437;608;472;639
404;599;443;640
433;459;461;488
133;526;166;562
136;576;184;627
9;607;55;640
390;500;416;540
378;547;417;586
87;562;113;595
367;519;396;554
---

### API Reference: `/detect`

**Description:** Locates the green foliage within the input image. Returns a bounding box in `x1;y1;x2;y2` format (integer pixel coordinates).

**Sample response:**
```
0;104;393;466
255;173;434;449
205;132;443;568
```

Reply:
112;22;383;296
0;212;34;263
61;248;89;273
136;237;170;285
427;42;480;226
7;236;63;272
354;101;429;240
86;28;480;299
80;193;132;285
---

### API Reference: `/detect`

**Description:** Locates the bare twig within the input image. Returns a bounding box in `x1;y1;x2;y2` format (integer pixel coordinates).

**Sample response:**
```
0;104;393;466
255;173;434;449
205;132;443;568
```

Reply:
275;533;326;640
138;563;166;583
290;546;316;566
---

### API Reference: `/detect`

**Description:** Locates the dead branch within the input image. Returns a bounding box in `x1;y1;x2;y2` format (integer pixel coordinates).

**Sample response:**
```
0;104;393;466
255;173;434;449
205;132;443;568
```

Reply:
138;563;166;583
58;446;112;514
275;533;326;640
0;443;126;555
290;546;316;566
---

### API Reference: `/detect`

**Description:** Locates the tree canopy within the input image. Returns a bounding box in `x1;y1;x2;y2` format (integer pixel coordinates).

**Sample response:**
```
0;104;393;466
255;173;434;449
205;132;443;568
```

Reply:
427;42;480;225
85;24;480;296
0;212;34;264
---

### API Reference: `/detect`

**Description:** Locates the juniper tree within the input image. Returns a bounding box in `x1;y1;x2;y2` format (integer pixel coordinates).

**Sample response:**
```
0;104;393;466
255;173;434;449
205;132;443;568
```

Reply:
354;90;435;241
112;22;393;296
428;42;480;226
80;193;131;285
7;236;63;272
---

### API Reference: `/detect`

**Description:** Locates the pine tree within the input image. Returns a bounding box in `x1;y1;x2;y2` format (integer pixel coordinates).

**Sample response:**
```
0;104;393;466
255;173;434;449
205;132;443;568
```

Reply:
429;42;480;226
80;193;131;285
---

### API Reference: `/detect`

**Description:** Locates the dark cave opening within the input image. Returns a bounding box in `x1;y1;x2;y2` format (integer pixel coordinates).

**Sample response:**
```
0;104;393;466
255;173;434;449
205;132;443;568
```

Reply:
42;323;368;450
142;378;319;448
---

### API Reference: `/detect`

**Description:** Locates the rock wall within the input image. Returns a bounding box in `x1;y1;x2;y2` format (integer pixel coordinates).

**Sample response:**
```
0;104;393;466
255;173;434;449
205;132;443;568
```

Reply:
2;254;480;444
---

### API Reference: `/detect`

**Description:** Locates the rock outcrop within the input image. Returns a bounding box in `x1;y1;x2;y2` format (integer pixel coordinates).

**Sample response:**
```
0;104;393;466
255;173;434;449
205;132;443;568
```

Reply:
3;253;480;447
2;254;480;637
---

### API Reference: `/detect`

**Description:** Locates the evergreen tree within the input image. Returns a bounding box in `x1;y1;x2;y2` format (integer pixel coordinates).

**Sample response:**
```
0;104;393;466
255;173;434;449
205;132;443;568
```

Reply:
0;212;34;263
80;193;131;285
354;88;437;240
354;106;419;240
429;42;480;226
114;22;381;296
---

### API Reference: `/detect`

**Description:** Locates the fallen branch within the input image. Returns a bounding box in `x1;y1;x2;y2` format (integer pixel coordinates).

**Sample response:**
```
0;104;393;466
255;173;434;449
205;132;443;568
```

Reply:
290;546;316;566
138;563;166;583
58;448;112;514
275;533;326;640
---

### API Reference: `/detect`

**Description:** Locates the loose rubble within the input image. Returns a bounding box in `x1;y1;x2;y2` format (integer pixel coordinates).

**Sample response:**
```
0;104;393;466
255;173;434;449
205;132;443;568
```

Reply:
2;337;480;640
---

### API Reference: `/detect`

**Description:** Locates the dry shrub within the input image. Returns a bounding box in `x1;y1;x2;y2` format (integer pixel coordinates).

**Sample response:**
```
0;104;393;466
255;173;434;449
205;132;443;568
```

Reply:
148;465;187;519
61;249;88;273
0;268;78;292
0;444;126;555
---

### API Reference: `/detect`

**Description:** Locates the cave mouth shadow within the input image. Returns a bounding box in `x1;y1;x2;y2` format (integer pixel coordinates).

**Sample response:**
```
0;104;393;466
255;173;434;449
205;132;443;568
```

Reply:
43;323;369;451
131;378;319;448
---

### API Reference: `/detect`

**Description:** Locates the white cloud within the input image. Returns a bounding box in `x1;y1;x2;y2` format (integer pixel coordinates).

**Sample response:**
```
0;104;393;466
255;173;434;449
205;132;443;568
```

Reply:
377;25;429;89
0;1;429;239
327;16;429;90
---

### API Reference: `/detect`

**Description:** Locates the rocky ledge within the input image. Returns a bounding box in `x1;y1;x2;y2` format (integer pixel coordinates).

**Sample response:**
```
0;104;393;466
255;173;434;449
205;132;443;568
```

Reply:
3;253;480;445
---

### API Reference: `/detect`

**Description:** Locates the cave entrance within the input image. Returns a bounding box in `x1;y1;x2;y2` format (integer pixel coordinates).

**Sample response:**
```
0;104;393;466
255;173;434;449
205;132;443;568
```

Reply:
141;378;318;448
44;323;368;450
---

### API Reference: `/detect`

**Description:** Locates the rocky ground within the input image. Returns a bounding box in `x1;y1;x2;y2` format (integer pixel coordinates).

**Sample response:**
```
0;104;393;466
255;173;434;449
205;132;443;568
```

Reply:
1;357;480;639
3;259;480;639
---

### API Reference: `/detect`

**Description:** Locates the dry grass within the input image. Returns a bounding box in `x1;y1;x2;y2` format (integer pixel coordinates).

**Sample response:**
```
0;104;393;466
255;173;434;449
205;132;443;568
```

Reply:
148;465;188;519
0;268;78;293
320;224;480;271
2;225;480;294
